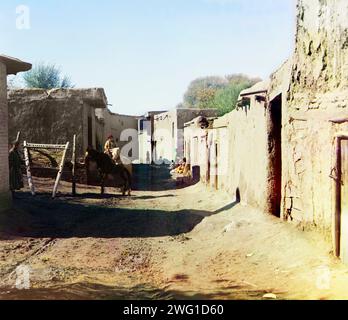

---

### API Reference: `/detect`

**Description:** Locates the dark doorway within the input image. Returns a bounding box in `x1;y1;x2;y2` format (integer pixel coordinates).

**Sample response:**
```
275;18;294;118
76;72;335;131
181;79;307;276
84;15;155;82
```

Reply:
151;141;157;164
335;137;348;263
88;116;93;148
215;143;218;190
269;94;282;217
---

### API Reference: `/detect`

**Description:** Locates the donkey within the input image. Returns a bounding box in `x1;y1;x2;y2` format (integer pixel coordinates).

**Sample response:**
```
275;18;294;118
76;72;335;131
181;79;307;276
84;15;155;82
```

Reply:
110;147;133;177
85;147;132;196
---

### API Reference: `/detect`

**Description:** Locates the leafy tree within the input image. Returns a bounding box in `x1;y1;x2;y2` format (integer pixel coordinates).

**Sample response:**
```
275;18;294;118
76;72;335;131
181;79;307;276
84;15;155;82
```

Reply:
213;74;261;116
212;83;247;116
226;74;261;88
23;63;74;89
183;76;227;109
182;74;261;116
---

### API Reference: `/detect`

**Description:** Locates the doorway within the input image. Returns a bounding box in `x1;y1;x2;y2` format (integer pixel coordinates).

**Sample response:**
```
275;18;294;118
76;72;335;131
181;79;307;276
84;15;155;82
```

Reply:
87;116;93;148
335;136;348;262
215;143;218;190
269;94;282;217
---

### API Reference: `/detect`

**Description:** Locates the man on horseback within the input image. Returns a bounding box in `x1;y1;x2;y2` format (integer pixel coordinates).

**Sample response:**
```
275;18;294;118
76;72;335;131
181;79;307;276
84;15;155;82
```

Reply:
104;134;133;177
104;134;117;158
85;147;132;196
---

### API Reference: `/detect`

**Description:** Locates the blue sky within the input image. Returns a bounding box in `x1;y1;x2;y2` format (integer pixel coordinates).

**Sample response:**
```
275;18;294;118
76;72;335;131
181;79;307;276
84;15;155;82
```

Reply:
0;0;296;115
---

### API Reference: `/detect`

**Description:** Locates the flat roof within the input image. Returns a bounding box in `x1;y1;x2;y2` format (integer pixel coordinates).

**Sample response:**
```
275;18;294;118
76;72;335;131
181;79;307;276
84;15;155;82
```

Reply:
8;88;108;108
0;55;32;75
239;80;270;97
184;116;218;127
155;108;218;119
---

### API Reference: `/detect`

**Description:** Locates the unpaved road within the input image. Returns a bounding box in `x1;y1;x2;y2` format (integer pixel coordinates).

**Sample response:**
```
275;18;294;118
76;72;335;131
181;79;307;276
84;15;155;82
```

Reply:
1;167;348;300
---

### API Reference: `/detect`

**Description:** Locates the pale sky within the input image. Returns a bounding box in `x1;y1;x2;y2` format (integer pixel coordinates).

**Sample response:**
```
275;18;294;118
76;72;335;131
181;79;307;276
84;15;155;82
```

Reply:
0;0;296;115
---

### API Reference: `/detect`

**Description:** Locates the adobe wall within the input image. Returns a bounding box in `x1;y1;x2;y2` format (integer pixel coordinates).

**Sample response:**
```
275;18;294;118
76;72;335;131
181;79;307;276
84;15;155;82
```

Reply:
8;88;107;158
224;98;270;209
210;116;229;191
184;99;270;211
153;110;178;163
138;120;152;164
0;62;11;211
184;120;209;182
155;109;218;163
281;0;348;237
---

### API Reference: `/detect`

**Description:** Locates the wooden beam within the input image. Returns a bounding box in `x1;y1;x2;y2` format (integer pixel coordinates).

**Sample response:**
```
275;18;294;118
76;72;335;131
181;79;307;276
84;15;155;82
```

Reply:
15;131;21;143
72;135;77;196
52;142;70;198
330;118;348;124
26;143;67;150
23;141;35;196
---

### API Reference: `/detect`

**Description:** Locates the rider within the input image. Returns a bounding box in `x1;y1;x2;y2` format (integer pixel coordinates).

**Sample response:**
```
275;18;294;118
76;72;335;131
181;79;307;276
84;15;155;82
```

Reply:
104;134;117;158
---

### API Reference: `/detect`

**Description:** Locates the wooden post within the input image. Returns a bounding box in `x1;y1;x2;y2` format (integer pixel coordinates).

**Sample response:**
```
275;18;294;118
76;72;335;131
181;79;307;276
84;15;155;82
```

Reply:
23;141;35;196
52;142;70;198
16;131;21;144
72;135;77;196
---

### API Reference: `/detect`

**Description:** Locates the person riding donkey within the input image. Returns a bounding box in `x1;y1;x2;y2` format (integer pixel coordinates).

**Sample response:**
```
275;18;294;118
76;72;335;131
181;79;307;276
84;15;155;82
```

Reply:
104;134;117;158
103;134;132;176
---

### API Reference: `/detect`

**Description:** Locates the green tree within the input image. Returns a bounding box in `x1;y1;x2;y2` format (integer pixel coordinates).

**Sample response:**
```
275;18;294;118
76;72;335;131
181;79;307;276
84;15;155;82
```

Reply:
182;74;261;116
213;74;261;116
23;63;74;89
183;76;227;109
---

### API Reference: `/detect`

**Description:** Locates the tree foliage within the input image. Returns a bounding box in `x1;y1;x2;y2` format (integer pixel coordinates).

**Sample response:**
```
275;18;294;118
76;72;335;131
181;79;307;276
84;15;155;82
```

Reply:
23;63;74;89
183;74;261;116
183;76;227;109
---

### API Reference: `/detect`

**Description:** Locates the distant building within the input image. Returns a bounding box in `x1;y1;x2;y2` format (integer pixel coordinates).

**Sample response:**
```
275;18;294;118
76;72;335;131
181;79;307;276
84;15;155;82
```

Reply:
95;108;139;157
0;55;31;212
153;108;218;164
137;111;167;164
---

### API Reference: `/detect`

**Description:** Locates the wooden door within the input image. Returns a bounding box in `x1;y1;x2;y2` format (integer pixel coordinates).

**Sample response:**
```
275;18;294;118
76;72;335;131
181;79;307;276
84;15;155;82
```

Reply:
341;139;348;263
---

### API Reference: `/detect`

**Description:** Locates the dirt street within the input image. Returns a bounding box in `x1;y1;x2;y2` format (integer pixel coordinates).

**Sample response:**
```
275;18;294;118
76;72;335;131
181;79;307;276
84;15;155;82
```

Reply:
1;166;348;300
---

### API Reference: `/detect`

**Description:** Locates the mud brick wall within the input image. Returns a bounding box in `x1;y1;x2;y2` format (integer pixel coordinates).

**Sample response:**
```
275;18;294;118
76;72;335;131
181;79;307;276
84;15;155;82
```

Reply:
281;0;348;237
224;97;270;211
154;109;218;163
184;97;271;212
0;62;10;211
8;88;107;159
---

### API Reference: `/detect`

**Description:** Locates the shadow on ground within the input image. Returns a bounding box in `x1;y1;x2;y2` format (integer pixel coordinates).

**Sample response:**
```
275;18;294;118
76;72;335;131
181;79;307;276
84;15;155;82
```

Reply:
132;164;197;191
0;282;270;300
74;193;176;201
1;193;215;239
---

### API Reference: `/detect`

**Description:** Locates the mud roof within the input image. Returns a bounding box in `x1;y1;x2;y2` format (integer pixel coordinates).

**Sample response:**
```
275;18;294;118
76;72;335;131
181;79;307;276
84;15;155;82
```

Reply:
0;55;32;75
184;116;218;128
8;88;108;108
239;80;270;97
